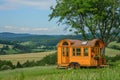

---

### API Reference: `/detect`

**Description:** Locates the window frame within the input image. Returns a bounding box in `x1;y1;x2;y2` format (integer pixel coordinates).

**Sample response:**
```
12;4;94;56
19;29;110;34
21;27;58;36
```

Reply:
62;47;69;57
84;48;88;56
72;48;76;56
76;48;81;56
72;48;81;56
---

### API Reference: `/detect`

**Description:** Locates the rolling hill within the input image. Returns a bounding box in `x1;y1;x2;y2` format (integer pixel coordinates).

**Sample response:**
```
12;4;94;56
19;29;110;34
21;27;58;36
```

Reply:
0;32;83;54
0;32;119;54
0;32;82;41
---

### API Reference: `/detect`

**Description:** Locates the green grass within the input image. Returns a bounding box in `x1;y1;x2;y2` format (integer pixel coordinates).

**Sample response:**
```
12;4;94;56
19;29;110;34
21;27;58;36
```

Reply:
4;49;18;54
106;48;120;57
0;64;120;80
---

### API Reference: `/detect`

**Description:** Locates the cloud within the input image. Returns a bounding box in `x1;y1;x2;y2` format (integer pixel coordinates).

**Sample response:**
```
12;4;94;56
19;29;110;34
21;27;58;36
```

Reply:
0;0;56;10
19;27;48;31
1;25;71;35
3;25;48;32
32;28;48;31
4;25;15;29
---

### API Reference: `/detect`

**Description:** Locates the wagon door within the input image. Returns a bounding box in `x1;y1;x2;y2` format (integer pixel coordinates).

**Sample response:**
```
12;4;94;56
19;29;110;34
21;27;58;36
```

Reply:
61;47;69;64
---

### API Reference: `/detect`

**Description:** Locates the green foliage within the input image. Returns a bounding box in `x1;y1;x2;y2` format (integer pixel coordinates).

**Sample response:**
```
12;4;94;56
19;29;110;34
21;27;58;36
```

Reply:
106;55;120;63
36;53;57;66
0;60;15;70
22;60;36;67
94;54;99;60
0;45;10;54
49;0;120;50
13;44;31;53
0;35;83;54
0;40;16;45
16;61;23;68
0;65;12;70
3;45;9;50
106;55;120;67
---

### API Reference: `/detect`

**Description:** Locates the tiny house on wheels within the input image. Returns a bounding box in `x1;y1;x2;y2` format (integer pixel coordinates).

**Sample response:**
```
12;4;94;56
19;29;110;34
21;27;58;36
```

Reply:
57;39;106;69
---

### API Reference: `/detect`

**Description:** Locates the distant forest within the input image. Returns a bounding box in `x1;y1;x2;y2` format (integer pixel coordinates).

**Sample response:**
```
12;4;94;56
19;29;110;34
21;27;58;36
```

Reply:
0;32;83;54
0;32;120;54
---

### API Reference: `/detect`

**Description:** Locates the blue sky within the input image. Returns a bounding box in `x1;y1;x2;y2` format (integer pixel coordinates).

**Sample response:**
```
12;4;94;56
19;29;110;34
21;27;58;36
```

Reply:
0;0;71;35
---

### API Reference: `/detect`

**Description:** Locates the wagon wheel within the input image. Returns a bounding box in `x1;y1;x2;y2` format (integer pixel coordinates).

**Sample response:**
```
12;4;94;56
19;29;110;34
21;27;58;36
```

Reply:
74;63;80;69
68;63;75;69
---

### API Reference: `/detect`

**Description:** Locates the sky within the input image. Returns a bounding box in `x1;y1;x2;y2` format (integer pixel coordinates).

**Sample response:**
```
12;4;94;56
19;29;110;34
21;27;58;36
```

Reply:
0;0;71;35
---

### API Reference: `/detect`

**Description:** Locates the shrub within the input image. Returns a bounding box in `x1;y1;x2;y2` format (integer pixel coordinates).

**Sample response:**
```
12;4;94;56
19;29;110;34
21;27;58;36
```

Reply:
106;55;120;62
36;53;57;66
108;41;120;50
16;61;23;68
22;60;36;67
0;60;15;70
94;54;99;60
0;65;12;70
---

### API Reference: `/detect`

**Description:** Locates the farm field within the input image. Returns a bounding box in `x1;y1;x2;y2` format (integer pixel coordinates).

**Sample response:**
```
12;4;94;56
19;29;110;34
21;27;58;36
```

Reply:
0;64;120;80
0;48;119;65
0;51;55;65
0;44;3;48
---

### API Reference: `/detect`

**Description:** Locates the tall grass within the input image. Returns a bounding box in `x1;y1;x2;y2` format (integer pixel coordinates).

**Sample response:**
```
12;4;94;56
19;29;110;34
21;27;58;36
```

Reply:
0;65;120;80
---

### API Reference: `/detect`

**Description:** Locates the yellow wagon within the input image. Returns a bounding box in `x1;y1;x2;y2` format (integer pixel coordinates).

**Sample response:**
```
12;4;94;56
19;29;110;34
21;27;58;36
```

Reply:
57;39;106;68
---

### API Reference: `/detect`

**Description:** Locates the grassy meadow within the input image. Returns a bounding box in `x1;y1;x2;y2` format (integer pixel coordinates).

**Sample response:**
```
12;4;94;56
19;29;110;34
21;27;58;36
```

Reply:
0;51;55;65
0;47;120;80
0;64;120;80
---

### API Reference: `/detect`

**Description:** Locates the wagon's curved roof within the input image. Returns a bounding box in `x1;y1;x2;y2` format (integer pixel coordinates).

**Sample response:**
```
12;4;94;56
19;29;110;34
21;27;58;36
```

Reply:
57;39;104;48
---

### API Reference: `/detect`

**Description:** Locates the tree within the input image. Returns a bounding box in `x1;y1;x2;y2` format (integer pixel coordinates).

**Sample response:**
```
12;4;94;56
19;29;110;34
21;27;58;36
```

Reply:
49;0;120;55
16;61;23;68
3;45;9;50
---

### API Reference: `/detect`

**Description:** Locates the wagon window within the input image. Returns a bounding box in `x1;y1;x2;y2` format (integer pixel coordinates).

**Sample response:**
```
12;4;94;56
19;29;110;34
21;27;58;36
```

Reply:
62;48;65;56
66;48;69;56
72;48;81;56
62;42;68;45
76;48;81;56
62;48;69;56
72;48;75;56
84;48;88;56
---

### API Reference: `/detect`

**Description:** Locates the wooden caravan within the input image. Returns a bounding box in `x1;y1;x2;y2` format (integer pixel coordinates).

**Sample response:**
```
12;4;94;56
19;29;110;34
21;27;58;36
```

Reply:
57;39;106;68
